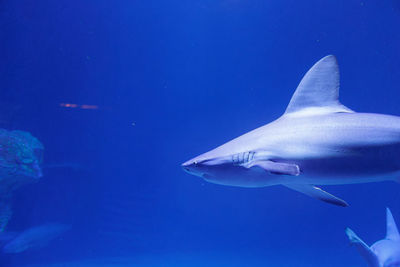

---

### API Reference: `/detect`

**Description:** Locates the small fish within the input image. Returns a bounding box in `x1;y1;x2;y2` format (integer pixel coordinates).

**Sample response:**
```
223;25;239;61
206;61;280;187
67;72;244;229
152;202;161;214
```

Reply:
346;208;400;267
2;223;70;254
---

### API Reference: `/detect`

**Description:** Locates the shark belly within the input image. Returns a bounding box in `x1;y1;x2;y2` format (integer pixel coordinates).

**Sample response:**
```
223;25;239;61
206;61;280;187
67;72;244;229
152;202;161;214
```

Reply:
291;156;400;185
203;165;285;187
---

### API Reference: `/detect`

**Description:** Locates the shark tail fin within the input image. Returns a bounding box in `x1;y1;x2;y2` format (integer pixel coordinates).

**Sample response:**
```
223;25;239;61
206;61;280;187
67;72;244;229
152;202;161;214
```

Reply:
345;228;380;267
386;207;400;240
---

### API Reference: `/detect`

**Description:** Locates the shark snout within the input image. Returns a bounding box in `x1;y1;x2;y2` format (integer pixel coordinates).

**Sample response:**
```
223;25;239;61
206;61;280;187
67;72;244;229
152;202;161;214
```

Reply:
182;155;229;174
181;159;198;172
182;158;207;178
181;160;192;168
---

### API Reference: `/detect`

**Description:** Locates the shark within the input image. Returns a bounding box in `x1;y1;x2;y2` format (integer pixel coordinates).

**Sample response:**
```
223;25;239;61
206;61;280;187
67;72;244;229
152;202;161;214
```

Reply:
346;208;400;267
182;55;400;207
2;223;70;254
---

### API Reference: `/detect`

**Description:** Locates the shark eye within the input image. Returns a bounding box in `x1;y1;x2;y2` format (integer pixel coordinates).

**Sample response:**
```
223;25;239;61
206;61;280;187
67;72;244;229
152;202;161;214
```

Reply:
193;161;198;165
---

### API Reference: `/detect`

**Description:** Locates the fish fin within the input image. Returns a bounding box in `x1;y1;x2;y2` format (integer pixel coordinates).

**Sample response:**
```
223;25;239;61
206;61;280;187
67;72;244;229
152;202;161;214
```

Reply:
345;228;380;267
283;184;349;207
247;160;300;176
284;55;354;116
386;207;400;240
0;231;17;243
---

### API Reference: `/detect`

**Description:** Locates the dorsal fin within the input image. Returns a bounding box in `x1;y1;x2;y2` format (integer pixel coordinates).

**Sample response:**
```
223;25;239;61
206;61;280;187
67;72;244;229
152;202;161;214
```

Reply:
386;208;400;240
284;55;353;116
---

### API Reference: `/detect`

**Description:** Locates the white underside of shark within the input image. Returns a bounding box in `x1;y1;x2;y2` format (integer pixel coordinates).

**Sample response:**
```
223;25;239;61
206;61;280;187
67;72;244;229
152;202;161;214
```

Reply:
346;208;400;267
182;55;400;207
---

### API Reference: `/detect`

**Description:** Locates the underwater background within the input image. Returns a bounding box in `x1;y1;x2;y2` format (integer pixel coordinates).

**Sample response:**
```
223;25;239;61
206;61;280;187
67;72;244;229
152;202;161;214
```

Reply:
1;0;400;266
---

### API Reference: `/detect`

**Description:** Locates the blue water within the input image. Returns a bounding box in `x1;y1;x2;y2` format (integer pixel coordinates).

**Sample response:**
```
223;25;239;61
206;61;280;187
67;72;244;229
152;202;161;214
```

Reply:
1;0;400;266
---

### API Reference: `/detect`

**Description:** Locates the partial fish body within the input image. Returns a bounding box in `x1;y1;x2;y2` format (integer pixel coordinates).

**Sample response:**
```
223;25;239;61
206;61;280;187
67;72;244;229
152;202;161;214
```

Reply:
182;55;400;206
346;208;400;267
2;223;70;253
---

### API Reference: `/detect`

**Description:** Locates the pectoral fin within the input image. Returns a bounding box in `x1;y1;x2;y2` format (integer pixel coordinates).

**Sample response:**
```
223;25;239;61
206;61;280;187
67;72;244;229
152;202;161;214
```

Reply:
345;228;380;267
247;161;300;176
284;184;349;207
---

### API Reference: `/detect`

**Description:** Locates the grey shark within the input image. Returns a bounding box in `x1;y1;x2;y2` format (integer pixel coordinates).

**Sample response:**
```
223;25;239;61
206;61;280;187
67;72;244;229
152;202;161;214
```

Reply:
182;55;400;207
346;208;400;267
2;223;70;253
